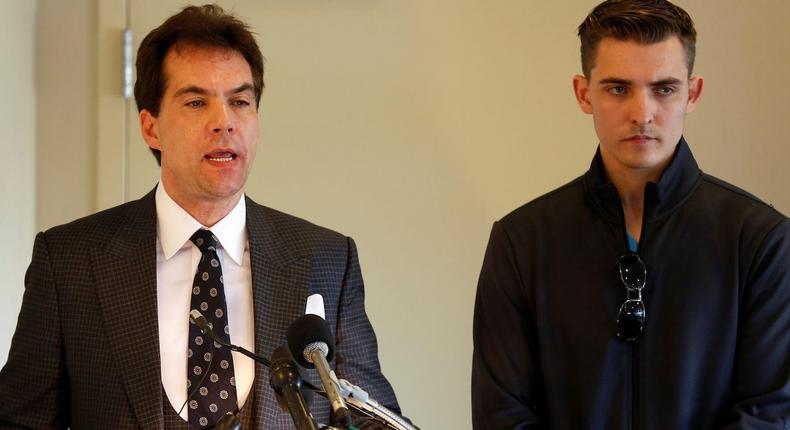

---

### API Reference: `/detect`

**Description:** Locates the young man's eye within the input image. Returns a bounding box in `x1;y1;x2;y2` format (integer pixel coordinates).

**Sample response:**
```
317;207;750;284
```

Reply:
231;99;251;107
655;87;675;96
607;86;627;95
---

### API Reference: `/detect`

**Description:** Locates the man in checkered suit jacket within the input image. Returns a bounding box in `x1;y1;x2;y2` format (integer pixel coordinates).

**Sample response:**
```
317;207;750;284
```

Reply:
0;5;400;429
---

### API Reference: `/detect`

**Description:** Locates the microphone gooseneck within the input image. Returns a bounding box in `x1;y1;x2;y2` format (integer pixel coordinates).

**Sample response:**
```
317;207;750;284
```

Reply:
189;310;272;368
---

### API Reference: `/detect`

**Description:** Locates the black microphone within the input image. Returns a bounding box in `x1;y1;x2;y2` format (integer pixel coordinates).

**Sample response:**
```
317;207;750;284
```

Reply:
213;412;241;430
287;314;352;429
269;345;321;430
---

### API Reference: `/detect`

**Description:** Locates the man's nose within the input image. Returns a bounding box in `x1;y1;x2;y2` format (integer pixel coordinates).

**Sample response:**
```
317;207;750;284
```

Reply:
209;104;234;134
629;90;655;126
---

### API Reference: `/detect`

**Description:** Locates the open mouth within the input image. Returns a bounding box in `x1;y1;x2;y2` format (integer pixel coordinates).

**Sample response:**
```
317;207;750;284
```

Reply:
205;151;237;162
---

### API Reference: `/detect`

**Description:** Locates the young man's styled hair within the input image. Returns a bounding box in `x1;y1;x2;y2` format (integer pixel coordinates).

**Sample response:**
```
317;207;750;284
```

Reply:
134;4;265;164
577;0;696;78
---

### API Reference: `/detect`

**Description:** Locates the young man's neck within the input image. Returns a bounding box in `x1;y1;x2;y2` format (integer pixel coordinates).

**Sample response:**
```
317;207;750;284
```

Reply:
604;164;663;245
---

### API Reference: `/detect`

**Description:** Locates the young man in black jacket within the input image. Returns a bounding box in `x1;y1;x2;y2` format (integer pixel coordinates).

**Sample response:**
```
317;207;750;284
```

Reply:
472;1;790;428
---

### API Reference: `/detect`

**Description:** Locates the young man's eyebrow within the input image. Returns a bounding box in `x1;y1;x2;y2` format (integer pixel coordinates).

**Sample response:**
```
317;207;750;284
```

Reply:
598;78;683;87
597;77;685;86
651;78;684;86
598;78;631;85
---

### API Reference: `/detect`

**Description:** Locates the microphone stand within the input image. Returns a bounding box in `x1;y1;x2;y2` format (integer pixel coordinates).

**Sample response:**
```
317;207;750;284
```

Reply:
337;378;418;430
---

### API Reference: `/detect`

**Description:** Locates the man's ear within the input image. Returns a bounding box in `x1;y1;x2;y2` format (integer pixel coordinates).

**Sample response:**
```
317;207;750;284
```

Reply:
140;109;162;150
573;74;593;114
685;75;704;113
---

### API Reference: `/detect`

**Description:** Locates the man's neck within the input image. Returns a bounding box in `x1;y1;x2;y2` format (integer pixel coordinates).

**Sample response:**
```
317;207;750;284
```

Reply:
605;166;661;244
160;181;243;228
181;199;240;227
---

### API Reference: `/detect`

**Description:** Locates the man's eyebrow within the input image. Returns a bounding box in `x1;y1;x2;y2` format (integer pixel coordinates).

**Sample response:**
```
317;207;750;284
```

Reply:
172;85;208;99
228;83;254;95
597;77;685;86
651;78;684;86
598;78;631;86
171;83;254;99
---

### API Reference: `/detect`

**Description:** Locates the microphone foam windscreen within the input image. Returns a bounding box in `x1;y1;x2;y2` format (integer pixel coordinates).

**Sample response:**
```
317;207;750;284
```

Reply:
286;314;336;368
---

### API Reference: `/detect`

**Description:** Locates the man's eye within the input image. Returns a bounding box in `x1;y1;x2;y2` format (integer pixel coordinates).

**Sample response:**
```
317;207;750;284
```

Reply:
185;100;205;108
231;99;251;107
655;87;675;96
607;86;627;95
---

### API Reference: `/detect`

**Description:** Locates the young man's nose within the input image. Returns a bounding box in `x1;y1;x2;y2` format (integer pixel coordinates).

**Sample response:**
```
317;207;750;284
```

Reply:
629;90;655;126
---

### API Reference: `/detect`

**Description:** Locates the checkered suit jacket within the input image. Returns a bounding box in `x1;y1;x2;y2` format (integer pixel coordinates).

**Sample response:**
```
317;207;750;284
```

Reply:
0;188;400;429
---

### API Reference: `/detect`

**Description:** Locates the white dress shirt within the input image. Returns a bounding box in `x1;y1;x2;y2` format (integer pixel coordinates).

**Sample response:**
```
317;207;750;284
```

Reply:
155;184;255;419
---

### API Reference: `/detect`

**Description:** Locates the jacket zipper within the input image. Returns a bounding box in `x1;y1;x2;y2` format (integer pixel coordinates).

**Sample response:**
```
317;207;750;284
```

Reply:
619;183;653;430
632;344;640;430
630;184;651;430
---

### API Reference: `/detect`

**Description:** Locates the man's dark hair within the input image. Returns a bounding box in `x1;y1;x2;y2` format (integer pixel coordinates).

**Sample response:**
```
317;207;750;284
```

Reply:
134;4;264;164
578;0;696;78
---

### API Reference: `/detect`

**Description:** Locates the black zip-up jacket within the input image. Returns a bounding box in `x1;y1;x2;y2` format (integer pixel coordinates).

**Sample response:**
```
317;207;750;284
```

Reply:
472;138;790;429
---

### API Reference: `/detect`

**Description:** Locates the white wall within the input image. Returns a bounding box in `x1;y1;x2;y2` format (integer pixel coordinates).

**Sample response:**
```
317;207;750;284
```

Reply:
0;0;96;365
35;0;97;231
0;1;36;365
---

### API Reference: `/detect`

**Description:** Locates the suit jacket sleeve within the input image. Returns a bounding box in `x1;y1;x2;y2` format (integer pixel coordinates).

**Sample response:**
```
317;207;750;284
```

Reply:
718;218;790;429
0;232;70;429
333;237;401;426
472;222;542;429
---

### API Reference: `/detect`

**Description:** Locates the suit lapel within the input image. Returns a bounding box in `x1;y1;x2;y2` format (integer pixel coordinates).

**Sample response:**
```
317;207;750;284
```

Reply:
245;198;312;426
92;189;164;429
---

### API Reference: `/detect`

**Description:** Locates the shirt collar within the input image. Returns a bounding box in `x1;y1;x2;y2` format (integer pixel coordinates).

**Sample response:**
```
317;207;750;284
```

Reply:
155;182;248;265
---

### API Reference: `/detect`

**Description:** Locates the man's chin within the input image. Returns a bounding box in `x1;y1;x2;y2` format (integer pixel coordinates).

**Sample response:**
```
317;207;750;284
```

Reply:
621;156;672;175
199;181;246;202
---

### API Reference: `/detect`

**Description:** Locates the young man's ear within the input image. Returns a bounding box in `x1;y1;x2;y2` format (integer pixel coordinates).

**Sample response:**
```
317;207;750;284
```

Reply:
685;75;704;113
573;75;593;115
140;110;162;150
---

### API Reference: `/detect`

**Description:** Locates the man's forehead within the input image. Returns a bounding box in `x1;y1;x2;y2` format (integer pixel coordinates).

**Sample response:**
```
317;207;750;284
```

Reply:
161;44;253;94
590;36;689;81
168;42;239;61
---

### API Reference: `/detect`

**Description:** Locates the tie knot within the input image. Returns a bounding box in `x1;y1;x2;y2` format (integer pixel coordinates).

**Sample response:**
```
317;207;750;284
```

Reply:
190;229;219;253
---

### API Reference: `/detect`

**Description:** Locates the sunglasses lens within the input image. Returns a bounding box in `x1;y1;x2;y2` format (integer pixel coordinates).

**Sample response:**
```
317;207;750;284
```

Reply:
617;299;645;341
619;255;646;289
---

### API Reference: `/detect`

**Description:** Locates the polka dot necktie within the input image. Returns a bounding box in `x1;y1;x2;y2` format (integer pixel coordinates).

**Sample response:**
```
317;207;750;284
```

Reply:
187;229;238;429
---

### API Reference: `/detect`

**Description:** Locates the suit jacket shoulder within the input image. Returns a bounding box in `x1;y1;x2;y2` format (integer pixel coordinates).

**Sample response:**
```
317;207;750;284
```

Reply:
42;188;157;256
245;197;351;264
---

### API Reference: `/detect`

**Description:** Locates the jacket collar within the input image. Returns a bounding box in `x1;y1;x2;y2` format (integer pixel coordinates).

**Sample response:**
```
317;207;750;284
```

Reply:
583;136;703;224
